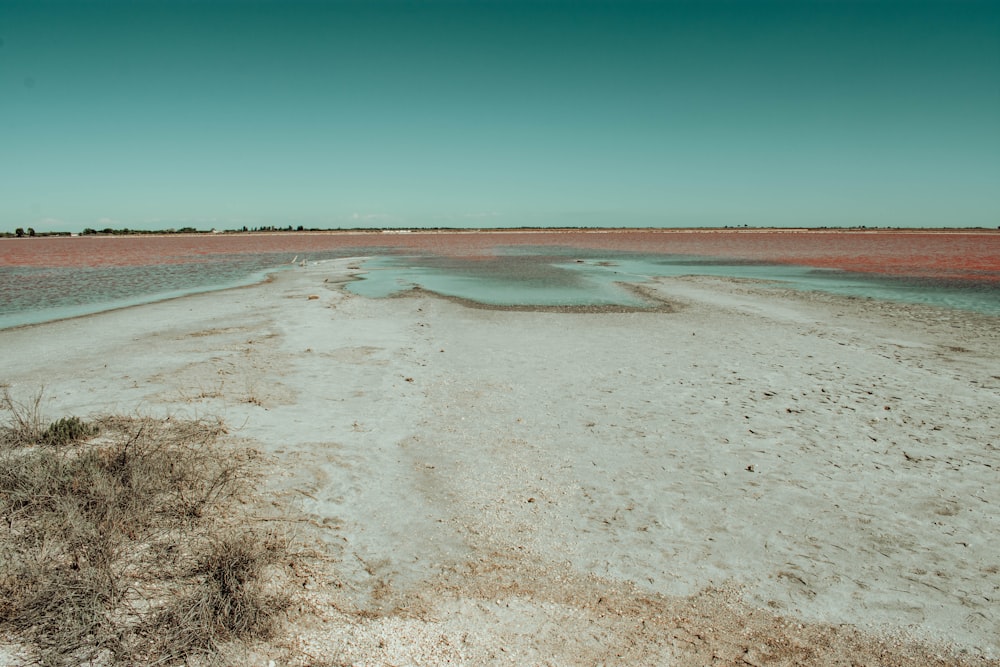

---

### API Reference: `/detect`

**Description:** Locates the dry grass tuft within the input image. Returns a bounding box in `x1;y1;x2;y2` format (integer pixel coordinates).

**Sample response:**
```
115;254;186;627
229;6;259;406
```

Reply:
0;394;291;666
140;531;290;664
0;386;46;447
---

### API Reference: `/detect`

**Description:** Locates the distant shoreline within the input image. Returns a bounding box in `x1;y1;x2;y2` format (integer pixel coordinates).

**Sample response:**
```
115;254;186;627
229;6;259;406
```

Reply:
4;229;998;330
4;225;999;239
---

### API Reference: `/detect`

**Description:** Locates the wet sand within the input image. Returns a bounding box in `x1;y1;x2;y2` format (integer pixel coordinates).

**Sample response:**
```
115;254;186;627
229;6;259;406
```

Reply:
2;260;997;665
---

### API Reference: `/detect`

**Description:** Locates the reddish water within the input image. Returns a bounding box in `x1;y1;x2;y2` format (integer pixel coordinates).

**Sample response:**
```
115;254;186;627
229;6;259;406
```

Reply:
2;230;998;282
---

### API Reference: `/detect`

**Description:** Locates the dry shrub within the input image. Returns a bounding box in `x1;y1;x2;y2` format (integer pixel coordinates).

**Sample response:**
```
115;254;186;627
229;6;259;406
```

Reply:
0;402;289;666
0;386;46;447
2;559;121;666
1;388;98;447
140;531;290;664
194;532;288;639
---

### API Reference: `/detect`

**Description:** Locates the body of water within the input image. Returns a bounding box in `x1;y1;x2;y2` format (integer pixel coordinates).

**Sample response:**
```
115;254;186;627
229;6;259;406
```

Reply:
347;247;1000;314
2;231;998;329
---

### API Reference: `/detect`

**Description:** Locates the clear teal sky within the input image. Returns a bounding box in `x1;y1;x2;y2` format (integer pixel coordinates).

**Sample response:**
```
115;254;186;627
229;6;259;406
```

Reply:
2;0;998;232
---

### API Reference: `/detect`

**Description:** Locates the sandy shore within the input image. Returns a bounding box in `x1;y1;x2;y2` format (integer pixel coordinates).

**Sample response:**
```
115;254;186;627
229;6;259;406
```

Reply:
2;261;998;665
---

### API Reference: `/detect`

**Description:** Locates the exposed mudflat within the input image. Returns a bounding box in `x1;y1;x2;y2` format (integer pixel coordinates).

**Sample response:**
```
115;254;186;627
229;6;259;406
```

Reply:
2;261;997;665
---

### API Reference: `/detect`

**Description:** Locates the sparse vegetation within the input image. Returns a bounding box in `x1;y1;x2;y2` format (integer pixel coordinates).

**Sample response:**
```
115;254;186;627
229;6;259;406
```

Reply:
1;387;46;447
142;532;290;664
40;415;98;446
0;392;290;666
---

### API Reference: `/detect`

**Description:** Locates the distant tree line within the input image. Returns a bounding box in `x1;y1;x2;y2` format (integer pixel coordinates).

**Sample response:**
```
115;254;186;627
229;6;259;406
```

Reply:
5;224;998;239
2;227;73;238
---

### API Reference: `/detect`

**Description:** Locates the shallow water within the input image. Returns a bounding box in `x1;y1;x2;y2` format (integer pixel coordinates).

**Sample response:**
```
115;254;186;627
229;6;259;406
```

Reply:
346;249;1000;315
0;243;382;329
0;262;284;329
2;232;998;329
